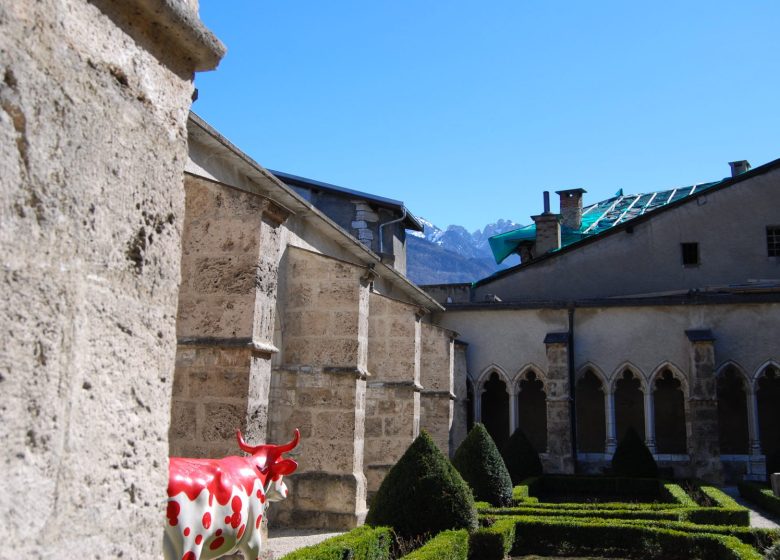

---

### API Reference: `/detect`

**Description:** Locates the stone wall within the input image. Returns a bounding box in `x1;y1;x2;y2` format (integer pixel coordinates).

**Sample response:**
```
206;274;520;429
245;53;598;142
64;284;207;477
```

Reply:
543;336;575;473
364;292;421;496
170;175;289;457
0;1;222;557
451;341;470;451
420;322;456;455
269;246;370;529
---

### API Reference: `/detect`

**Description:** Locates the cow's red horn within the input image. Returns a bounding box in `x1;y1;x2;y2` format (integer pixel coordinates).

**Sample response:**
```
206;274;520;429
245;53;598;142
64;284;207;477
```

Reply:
236;429;260;454
276;429;300;454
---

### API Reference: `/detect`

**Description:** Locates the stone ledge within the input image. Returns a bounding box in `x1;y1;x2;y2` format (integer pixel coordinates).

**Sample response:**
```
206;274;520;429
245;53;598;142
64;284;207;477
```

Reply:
420;389;456;400
275;365;369;380
90;0;226;71
178;336;279;355
367;380;423;392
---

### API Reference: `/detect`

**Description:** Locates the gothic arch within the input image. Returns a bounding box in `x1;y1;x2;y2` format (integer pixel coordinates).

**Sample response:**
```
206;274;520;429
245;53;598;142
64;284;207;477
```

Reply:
609;362;648;394
752;359;780;391
513;363;547;392
715;361;750;454
476;364;511;393
715;360;749;382
649;361;689;398
577;362;609;389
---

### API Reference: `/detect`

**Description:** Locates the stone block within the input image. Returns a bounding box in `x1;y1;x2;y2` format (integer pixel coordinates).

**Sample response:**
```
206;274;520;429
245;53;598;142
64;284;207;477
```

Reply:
201;402;245;442
771;473;780;497
189;368;249;398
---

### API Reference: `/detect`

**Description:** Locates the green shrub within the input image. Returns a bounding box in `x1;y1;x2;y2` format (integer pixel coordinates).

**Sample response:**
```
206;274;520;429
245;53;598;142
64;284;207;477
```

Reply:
479;505;681;521
662;482;698;507
280;525;393;560
468;517;516;560
507;516;763;559
524;474;665;501
738;481;780;517
500;428;543;485
611;427;658;478
401;530;468;560
366;431;477;537
452;424;513;506
765;542;780;560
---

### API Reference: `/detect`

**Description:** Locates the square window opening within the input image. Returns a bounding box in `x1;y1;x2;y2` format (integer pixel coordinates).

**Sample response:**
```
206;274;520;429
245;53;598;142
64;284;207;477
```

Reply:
767;226;780;257
681;242;699;266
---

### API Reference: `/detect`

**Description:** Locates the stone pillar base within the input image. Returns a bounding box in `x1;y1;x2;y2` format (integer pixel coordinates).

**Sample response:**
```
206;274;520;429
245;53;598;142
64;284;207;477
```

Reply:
745;454;767;481
271;472;368;530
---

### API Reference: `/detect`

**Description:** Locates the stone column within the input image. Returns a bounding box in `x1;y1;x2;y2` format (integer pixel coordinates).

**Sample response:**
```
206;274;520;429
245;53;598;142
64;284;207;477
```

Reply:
0;3;223;557
363;292;422;498
685;329;724;483
643;388;657;454
543;333;574;473
746;388;767;480
268;247;370;529
170;175;289;457
450;340;470;452
509;384;518;437
420;323;457;456
605;390;617;454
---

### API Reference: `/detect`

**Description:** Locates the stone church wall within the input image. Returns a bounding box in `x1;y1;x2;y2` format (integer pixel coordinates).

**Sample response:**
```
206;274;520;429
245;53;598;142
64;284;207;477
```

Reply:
0;1;222;557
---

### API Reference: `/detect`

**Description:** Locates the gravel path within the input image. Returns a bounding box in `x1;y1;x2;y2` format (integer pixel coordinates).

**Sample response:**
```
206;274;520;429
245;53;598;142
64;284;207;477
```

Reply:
722;486;780;529
262;528;345;559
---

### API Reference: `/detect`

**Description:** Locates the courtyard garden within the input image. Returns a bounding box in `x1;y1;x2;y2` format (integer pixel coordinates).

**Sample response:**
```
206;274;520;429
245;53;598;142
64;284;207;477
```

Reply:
280;425;780;560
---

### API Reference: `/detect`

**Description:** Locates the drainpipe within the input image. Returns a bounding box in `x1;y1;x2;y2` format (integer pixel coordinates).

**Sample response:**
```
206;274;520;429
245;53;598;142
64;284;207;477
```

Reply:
568;305;578;473
378;207;407;254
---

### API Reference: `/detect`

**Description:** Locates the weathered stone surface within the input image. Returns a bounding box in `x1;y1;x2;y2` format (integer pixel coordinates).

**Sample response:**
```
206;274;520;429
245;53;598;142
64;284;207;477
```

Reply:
543;341;574;473
0;1;221;557
419;323;455;455
268;367;368;529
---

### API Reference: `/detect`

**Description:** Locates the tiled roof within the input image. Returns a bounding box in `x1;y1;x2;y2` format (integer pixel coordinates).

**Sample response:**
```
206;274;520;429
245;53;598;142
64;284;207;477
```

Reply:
489;181;722;264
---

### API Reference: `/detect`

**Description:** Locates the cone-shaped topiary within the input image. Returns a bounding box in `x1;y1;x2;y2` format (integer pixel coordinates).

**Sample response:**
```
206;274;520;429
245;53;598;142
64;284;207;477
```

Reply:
611;427;658;478
365;431;477;537
452;423;513;506
501;428;544;485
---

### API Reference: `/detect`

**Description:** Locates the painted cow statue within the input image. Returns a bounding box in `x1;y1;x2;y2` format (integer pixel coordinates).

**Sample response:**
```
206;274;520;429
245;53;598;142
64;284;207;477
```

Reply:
164;429;300;560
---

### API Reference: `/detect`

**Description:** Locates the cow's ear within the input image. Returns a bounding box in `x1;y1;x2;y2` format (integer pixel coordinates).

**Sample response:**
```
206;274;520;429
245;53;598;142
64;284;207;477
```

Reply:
272;459;297;477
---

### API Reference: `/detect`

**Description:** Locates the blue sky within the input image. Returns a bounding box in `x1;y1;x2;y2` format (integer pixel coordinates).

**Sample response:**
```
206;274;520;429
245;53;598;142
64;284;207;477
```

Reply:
194;1;779;232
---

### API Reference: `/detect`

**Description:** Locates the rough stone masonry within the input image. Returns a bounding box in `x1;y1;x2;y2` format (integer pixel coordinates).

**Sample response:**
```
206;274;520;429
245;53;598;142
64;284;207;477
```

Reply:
0;1;223;557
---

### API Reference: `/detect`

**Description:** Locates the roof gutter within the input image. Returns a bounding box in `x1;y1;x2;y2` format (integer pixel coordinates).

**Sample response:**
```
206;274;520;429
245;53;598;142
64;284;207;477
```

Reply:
378;206;407;254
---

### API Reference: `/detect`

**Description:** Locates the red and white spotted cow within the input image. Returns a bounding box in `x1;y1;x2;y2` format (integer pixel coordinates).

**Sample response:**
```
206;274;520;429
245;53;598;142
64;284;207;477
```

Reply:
164;429;299;560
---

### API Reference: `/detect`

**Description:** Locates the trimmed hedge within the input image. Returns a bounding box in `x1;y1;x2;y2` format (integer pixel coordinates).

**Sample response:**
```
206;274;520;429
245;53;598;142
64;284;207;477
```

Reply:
522;474;666;500
500;428;543;485
280;525;393;560
662;482;698;507
401;530;468;560
479;505;681;522
468;517;516;560
452;424;513;506
738;481;780;517
612;427;658;478
366;431;477;537
508;516;763;559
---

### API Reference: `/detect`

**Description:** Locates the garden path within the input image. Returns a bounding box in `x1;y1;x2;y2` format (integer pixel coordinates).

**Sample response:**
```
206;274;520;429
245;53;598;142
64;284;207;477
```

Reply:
263;528;345;559
722;486;780;529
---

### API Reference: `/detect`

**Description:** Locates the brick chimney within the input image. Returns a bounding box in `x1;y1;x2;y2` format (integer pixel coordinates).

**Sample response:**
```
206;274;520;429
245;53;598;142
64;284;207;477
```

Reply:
728;160;751;177
555;188;587;230
531;191;561;255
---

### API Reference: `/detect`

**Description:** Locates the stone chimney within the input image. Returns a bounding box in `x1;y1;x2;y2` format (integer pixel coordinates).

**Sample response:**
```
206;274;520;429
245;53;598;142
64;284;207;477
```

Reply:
728;160;751;177
555;188;587;230
531;191;561;255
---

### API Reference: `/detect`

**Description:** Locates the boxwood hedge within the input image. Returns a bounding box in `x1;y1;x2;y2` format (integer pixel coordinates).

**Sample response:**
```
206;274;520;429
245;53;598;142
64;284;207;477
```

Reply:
280;525;393;560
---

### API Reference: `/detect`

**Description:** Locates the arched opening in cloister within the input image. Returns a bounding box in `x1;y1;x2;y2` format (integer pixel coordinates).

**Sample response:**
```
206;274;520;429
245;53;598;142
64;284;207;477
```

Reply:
576;370;606;452
757;365;780;474
517;370;547;453
717;366;749;454
481;371;509;449
614;369;645;444
653;369;687;454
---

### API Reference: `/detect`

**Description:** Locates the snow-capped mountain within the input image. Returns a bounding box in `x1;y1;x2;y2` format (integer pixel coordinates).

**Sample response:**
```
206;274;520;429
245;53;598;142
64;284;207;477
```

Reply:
407;218;522;284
